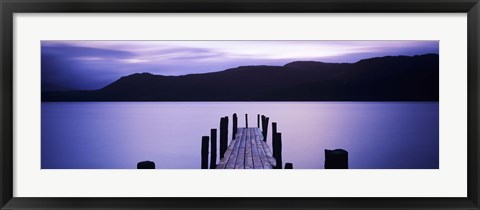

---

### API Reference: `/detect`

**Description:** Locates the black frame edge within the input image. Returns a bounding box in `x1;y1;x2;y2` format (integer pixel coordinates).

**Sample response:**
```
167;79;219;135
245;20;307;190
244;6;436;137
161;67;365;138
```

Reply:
1;0;479;209
468;1;480;209
1;0;13;209
1;197;479;209
0;0;478;13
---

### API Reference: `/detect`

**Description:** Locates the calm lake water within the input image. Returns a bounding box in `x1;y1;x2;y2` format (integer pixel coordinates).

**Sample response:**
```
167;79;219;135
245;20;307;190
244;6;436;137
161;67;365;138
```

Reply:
41;102;439;169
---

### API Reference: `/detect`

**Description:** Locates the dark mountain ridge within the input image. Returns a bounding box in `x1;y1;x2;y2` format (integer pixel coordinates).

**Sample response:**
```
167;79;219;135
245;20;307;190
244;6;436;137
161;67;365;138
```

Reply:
42;54;439;101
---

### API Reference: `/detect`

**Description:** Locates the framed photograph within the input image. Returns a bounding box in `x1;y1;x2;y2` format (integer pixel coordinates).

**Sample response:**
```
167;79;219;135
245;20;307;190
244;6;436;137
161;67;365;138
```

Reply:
1;0;479;209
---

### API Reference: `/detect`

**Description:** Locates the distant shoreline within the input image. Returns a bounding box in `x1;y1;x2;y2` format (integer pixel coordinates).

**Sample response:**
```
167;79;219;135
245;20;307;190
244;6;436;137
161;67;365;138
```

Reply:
42;54;439;102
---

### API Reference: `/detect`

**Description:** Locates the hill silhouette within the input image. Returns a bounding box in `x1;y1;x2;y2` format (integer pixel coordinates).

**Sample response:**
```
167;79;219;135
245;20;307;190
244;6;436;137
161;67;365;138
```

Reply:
42;54;439;101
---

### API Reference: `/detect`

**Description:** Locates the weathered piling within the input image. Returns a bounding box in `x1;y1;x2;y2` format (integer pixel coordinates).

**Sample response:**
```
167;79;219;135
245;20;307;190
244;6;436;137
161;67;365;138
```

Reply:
232;113;238;140
257;114;260;128
137;161;155;169
201;136;209;169
210;129;217;169
225;116;229;142
272;122;277;143
261;116;266;140
219;117;228;159
261;116;270;142
273;132;282;169
324;149;348;169
245;113;248;128
225;117;229;145
285;163;293;169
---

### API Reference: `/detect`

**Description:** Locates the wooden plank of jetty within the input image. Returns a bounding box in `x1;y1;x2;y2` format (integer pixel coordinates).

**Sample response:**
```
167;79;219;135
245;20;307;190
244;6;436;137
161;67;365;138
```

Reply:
256;128;277;167
250;128;264;169
234;127;247;169
255;131;276;168
244;128;254;169
216;127;275;169
225;128;243;169
216;128;242;169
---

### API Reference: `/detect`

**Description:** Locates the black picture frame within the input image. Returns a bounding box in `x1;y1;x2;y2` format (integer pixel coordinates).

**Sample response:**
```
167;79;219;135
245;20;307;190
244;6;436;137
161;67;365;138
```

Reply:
1;0;479;209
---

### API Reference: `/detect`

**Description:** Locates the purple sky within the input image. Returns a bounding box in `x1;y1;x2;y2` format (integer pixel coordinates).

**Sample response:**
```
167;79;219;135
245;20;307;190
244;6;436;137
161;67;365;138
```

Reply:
41;40;439;90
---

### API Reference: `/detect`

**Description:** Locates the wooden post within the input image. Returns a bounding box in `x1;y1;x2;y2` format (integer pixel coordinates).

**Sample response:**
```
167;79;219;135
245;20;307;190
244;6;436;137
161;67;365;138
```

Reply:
225;116;229;142
245;113;248;128
261;115;265;129
271;132;282;169
210;129;217;169
232;113;238;140
201;136;209;169
263;117;270;142
219;117;227;159
257;114;260;128
324;149;348;169
261;115;265;134
137;161;155;169
272;123;276;161
272;122;277;143
285;163;293;169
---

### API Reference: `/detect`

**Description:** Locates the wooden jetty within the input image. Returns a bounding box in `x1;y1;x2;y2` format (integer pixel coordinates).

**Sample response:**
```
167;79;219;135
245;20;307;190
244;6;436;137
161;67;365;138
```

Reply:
197;113;290;169
216;127;276;169
197;113;348;170
137;112;348;169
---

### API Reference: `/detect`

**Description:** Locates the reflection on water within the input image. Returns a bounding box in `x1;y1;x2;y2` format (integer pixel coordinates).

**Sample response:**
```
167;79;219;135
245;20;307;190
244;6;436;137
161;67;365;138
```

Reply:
41;102;439;169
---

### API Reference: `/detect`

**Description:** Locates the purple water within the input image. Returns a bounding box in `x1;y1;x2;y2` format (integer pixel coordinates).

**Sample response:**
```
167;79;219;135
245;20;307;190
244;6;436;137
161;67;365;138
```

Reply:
41;102;439;169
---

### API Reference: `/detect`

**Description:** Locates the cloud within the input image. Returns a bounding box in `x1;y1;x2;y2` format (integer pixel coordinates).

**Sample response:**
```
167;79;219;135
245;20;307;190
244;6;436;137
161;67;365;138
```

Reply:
41;44;138;89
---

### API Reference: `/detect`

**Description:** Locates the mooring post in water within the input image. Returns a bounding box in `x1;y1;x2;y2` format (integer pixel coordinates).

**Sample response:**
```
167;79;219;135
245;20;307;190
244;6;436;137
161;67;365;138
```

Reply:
201;136;209;169
257;114;260;128
219;117;228;159
263;117;270;142
261;115;265;134
285;163;293;169
137;161;155;169
324;149;348;169
245;113;248;128
272;123;277;155
273;132;282;169
271;122;276;159
272;122;277;143
210;129;217;169
225;116;229;142
232;113;238;140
